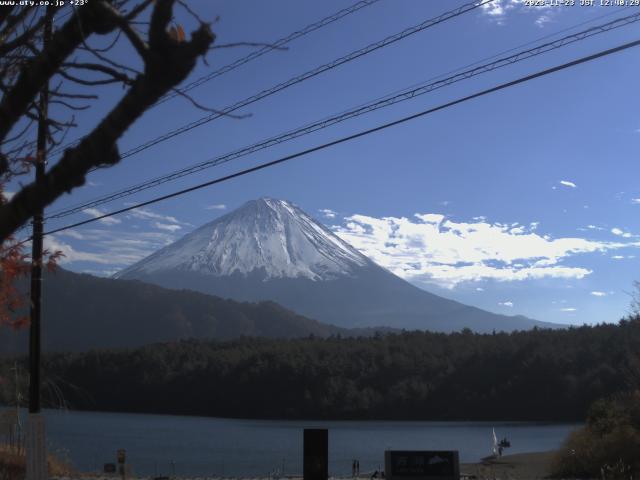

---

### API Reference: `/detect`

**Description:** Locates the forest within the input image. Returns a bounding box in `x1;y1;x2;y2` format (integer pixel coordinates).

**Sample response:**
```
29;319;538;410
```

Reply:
1;319;638;421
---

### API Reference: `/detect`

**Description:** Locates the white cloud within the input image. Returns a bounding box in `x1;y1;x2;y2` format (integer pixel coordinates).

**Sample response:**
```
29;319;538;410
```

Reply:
126;206;191;226
559;180;577;188
42;228;179;269
154;222;182;232
632;198;640;204
611;227;633;238
590;291;607;297
480;1;505;17
2;190;15;201
612;255;625;260
129;207;179;223
332;213;640;288
499;301;514;307
82;207;121;225
535;14;552;27
480;0;553;25
561;307;577;312
205;204;227;211
319;208;337;219
57;230;86;240
476;287;484;292
45;235;134;265
81;268;119;277
415;213;445;224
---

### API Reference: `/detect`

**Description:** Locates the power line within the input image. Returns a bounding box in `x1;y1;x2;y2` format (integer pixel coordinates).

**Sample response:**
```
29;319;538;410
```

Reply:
37;36;640;239
47;0;383;157
43;10;640;222
357;4;633;108
156;0;383;105
49;0;493;162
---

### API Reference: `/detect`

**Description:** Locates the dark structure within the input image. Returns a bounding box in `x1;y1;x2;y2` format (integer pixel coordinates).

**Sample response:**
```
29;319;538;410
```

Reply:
303;429;328;480
385;451;460;480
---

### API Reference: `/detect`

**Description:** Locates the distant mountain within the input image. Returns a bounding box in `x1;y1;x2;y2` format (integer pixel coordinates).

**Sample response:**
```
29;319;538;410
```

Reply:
0;268;350;354
117;197;369;281
117;198;559;332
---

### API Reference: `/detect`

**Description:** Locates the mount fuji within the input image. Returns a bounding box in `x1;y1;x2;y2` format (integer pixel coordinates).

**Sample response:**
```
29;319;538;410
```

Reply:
116;198;557;332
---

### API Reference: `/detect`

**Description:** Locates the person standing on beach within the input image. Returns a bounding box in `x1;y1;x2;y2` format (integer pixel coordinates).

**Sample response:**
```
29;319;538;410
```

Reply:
353;460;356;477
356;459;360;476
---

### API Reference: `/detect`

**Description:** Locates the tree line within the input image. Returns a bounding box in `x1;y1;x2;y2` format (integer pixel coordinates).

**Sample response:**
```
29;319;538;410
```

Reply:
2;319;639;421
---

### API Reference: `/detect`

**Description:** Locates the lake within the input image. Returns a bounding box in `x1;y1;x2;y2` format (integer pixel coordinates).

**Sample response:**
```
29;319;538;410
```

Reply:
18;409;580;477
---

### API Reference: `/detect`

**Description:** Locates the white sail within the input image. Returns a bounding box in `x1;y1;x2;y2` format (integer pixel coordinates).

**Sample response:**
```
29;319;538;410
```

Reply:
492;428;498;455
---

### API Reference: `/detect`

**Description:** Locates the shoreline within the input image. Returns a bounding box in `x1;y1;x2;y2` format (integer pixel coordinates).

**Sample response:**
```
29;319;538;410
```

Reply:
4;405;583;424
461;451;556;479
47;451;559;480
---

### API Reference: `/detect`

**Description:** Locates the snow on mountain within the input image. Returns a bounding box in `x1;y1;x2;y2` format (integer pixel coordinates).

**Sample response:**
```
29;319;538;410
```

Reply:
116;197;558;332
116;198;370;281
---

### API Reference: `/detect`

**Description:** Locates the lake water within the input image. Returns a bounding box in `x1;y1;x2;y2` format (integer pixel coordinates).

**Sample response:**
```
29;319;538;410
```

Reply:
18;410;579;477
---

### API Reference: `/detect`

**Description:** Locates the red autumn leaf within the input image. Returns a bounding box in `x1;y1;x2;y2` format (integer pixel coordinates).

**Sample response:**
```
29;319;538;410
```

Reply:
0;237;62;329
177;25;186;42
10;316;30;331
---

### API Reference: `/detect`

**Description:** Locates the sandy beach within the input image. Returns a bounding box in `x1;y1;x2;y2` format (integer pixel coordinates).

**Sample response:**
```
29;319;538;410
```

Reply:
461;451;556;479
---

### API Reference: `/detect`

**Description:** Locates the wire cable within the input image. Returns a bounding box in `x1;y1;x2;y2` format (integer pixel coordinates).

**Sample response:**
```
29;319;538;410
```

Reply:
48;0;494;162
157;0;383;105
46;0;383;157
35;36;640;240
43;10;640;222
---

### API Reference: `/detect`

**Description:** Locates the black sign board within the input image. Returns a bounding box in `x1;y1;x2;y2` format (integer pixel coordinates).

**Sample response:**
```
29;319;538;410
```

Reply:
303;428;328;480
104;463;116;474
385;451;459;480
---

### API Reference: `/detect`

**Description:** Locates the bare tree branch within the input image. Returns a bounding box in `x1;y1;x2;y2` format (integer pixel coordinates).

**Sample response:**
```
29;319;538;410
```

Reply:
0;16;46;57
102;2;149;59
124;0;155;20
0;1;120;152
58;69;129;86
0;0;215;242
62;62;135;85
0;7;16;28
49;99;90;111
77;43;143;75
0;8;31;43
77;29;122;53
170;87;250;118
0;118;35;146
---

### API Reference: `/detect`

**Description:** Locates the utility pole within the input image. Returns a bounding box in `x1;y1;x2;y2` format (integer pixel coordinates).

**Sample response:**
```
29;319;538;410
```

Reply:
11;362;23;453
26;7;53;480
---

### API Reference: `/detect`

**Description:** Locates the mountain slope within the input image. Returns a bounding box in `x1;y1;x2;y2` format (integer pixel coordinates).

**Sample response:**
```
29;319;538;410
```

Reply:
0;268;348;354
117;197;371;281
117;198;558;332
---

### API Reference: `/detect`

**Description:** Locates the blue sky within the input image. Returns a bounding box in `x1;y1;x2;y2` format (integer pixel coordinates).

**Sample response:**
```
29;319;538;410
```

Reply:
10;0;640;326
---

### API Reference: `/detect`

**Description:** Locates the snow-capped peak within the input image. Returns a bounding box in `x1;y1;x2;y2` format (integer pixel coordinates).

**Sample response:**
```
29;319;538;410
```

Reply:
116;198;371;281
